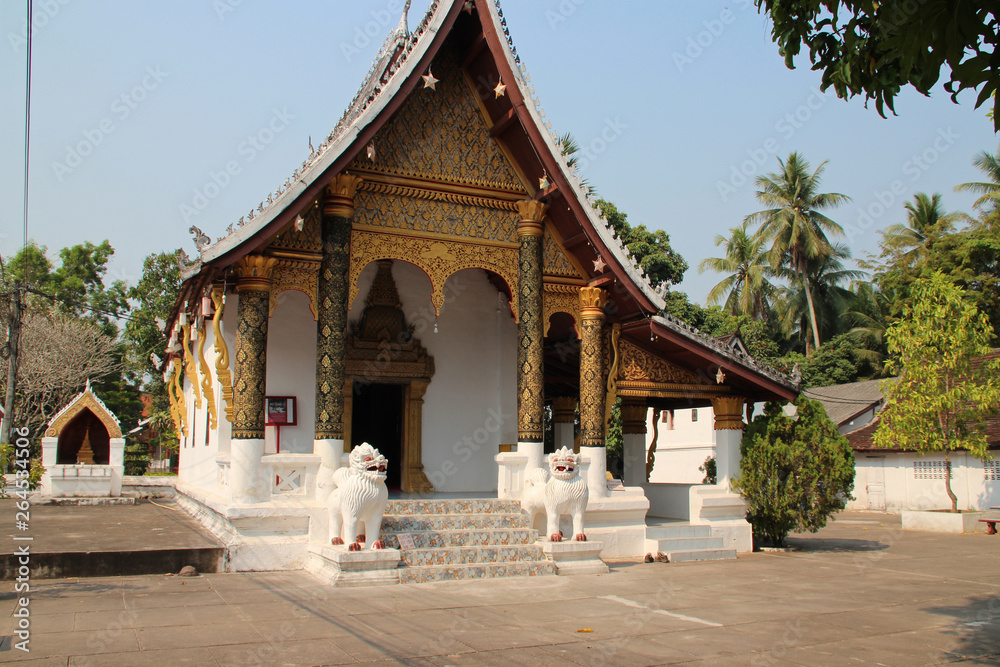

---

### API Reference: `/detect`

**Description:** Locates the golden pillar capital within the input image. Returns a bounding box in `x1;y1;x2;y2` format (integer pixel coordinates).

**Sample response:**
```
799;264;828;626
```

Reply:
620;398;648;435
712;396;746;431
515;200;548;237
579;286;607;320
323;173;364;219
234;254;278;292
551;396;577;424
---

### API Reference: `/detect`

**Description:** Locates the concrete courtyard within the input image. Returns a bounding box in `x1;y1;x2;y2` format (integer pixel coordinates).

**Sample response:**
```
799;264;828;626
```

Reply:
2;510;999;666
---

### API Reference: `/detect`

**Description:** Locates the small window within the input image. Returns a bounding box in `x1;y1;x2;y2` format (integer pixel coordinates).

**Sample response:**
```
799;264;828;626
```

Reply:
986;459;1000;482
691;409;698;422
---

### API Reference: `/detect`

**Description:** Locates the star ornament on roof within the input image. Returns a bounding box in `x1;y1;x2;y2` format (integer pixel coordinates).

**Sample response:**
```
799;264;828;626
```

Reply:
494;78;507;98
463;0;474;13
593;256;606;273
422;68;439;90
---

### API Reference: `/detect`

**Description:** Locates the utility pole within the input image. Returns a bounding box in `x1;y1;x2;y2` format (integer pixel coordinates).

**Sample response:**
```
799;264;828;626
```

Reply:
2;285;22;444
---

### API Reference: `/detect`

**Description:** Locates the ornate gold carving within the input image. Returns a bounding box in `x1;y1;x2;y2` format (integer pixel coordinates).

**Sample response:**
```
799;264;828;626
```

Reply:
349;229;519;319
211;287;234;424
324;173;364;218
181;323;202;409
267;201;322;254
647;408;660;482
604;323;621;438
171;357;188;438
543;226;584;278
165;363;182;436
350;39;521;191
579;286;608;319
712;396;747;431
197;319;218;431
620;399;648;435
516;200;547;237
517;212;544;443
315;210;351;441
579;302;606;449
405;381;435;494
44;387;123;439
352;189;519;244
269;258;319;320
234;254;278;292
551;396;577;423
232;288;270;440
357;177;521;211
619;340;704;385
542;283;581;336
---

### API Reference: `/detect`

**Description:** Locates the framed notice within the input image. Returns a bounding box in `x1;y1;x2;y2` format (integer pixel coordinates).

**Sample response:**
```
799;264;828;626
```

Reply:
265;396;296;426
396;533;416;550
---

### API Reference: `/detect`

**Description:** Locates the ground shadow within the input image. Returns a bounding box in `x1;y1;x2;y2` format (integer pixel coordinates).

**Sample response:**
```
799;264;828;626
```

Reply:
781;537;890;553
923;595;1000;665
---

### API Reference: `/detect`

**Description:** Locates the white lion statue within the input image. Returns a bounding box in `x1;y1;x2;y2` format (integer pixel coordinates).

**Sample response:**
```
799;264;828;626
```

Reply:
327;443;389;550
521;447;589;542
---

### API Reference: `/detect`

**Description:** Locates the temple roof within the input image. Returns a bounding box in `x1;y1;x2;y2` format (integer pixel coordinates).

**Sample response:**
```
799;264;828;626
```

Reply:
171;0;797;403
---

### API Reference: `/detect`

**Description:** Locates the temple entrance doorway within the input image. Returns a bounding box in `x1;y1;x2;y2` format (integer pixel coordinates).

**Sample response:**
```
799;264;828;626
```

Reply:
352;382;404;490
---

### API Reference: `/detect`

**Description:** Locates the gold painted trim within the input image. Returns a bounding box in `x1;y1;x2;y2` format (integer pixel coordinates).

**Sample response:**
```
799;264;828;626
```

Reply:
348;228;519;320
712;396;746;431
647;408;661;482
604;323;621;439
165;364;182;436
359;179;521;212
542;284;581;336
197;319;218;431
268;258;319;321
211;287;235;424
171;357;189;438
44;388;123;439
351;163;525;197
181;323;203;409
351;224;519;250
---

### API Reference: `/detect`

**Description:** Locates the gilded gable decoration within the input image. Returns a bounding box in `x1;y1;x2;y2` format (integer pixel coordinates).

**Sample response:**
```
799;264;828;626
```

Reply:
268;259;319;320
542;284;580;336
348;229;518;319
619;340;703;386
45;381;123;439
542;226;585;279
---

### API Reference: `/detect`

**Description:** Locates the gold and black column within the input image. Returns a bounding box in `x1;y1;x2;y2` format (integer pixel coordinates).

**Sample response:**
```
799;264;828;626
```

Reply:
232;254;277;440
515;200;547;444
578;286;608;449
314;173;362;443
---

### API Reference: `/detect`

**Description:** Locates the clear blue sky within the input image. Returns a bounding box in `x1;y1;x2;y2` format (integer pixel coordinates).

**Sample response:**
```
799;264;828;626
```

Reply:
1;1;995;304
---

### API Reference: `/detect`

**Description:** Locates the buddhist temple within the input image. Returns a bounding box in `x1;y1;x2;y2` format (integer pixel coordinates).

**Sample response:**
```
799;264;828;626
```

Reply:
164;0;797;577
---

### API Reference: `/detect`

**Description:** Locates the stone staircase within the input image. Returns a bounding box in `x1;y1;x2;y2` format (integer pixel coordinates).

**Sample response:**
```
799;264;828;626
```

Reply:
645;522;737;562
379;499;557;583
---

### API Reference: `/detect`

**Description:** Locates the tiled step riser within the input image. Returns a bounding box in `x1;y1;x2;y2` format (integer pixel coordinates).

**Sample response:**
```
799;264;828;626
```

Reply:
382;513;530;532
401;545;546;567
399;560;557;584
385;500;522;515
380;529;537;549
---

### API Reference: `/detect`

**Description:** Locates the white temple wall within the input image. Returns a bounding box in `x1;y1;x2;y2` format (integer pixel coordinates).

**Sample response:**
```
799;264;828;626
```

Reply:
265;290;318;455
349;262;515;493
645;407;716;484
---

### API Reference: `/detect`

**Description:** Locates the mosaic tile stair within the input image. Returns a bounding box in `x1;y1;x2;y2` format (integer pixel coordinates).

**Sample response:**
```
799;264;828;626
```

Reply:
380;499;557;583
645;523;737;562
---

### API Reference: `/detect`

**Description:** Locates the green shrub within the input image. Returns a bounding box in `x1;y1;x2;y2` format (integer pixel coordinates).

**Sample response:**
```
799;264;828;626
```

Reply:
734;397;855;547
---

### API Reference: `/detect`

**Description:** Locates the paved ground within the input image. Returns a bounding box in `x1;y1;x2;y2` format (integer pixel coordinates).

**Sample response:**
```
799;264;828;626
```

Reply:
2;511;999;666
0;499;220;555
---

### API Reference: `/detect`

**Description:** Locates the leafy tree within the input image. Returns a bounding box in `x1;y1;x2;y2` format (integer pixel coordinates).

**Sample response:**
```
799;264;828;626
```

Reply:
873;273;1000;512
778;333;864;388
745;152;850;352
699;221;776;320
597;199;688;287
734;397;855;547
956;143;1000;218
843;280;890;368
880;193;966;264
753;1;1000;130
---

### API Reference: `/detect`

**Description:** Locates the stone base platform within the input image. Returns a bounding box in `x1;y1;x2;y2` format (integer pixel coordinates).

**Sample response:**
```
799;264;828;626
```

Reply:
540;540;609;575
305;544;402;587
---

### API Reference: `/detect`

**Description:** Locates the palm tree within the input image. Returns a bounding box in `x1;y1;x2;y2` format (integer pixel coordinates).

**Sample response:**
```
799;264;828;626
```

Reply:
773;244;866;353
844;280;891;370
880;192;965;263
698;221;775;320
745;152;850;352
955;143;1000;216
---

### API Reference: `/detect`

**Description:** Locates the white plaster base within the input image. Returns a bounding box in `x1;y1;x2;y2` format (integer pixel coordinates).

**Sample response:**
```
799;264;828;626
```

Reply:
230;438;267;504
689;485;753;553
540;540;609;575
571;486;650;559
902;509;991;534
305;544;401;586
580;446;608;500
518;441;544;472
313;438;343;503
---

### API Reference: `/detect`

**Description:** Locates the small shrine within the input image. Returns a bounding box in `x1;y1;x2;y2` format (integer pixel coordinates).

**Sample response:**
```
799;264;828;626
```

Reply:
40;381;126;497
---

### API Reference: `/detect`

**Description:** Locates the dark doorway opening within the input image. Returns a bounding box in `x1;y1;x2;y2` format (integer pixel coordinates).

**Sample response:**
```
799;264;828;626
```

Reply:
352;383;404;490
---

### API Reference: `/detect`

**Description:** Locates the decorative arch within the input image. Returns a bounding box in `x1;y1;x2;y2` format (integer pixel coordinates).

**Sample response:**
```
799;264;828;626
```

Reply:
543;283;581;336
56;409;111;465
45;383;122;439
348;228;519;320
